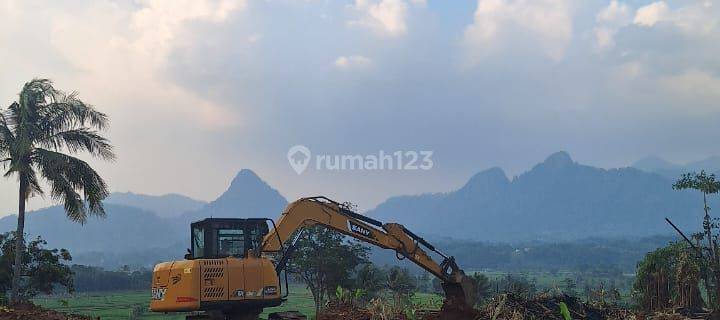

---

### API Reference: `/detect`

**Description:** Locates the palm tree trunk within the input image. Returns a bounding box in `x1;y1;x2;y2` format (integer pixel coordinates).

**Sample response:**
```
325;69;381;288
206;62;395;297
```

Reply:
10;178;27;305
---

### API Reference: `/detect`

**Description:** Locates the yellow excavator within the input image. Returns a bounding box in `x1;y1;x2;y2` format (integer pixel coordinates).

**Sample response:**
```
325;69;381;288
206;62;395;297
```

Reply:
150;196;477;320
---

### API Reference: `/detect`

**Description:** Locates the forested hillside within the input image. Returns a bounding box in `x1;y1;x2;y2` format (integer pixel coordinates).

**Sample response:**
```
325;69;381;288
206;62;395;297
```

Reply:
0;153;707;267
368;152;707;241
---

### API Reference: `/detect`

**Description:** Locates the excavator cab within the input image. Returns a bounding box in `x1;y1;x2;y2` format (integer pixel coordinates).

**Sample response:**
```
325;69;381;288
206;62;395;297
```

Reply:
188;218;270;259
151;218;282;319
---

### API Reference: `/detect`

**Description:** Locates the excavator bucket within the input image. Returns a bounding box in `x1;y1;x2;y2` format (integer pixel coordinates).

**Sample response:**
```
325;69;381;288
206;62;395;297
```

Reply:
439;273;480;320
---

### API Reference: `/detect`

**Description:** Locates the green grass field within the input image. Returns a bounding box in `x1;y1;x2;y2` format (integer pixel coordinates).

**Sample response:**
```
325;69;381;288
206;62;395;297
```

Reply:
35;287;444;320
469;270;636;305
473;270;634;292
34;271;632;319
34;286;317;320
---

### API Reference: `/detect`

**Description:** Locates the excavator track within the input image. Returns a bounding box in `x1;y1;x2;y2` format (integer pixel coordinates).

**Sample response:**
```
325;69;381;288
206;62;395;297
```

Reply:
185;310;265;320
268;311;307;320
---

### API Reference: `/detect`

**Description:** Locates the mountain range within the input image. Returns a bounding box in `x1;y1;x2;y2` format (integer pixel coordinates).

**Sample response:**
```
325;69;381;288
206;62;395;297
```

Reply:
0;152;714;267
105;192;206;218
632;155;720;179
0;169;288;267
369;151;707;241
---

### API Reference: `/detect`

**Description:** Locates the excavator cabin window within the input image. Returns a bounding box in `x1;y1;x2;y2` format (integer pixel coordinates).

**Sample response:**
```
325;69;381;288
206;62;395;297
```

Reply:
190;218;269;259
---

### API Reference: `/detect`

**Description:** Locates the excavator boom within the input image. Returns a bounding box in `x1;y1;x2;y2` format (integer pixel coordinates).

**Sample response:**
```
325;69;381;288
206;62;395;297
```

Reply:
261;196;477;313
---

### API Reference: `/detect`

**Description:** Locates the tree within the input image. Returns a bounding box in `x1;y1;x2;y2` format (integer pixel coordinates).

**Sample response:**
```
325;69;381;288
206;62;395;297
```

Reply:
562;278;577;297
633;242;687;311
673;171;720;308
386;266;416;307
674;171;720;255
431;277;443;294
470;273;492;305
0;79;114;304
0;232;73;302
416;272;432;293
70;265;152;292
355;263;385;299
675;250;703;310
287;225;369;318
583;282;592;302
500;274;536;299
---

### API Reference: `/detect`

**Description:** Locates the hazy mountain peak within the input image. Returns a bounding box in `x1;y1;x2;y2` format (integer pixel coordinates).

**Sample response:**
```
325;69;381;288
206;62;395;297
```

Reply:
543;151;573;166
632;155;677;171
229;169;263;188
185;169;288;220
461;167;509;192
219;169;281;203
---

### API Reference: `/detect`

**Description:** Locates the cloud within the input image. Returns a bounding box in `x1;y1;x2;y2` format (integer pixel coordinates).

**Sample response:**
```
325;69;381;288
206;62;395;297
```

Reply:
631;1;719;35
130;0;247;65
247;33;263;43
657;70;720;113
597;0;631;23
614;2;719;63
47;1;245;128
633;1;669;27
334;55;373;70
594;0;631;49
348;0;410;36
3;0;720;216
463;0;574;63
592;0;720;61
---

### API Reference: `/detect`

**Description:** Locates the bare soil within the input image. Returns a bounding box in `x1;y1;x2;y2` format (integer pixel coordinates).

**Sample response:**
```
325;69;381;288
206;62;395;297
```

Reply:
0;302;94;320
481;293;631;320
318;301;378;320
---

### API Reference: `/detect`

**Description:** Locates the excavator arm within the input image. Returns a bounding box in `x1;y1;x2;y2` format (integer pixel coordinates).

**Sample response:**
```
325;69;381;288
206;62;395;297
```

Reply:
261;196;477;311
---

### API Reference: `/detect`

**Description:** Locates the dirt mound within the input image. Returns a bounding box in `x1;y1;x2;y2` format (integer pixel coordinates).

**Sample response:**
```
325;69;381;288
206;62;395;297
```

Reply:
319;300;481;320
0;303;94;320
318;301;376;320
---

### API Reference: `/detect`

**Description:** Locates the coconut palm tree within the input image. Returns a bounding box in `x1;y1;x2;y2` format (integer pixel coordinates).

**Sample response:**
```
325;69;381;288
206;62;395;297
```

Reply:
0;79;114;303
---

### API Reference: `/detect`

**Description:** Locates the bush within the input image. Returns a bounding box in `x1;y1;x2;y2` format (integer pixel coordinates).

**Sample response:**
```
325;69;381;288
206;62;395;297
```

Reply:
0;232;73;299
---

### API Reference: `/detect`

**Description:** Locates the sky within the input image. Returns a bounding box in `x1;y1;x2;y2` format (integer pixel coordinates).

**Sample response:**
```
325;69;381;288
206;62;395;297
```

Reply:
1;0;719;216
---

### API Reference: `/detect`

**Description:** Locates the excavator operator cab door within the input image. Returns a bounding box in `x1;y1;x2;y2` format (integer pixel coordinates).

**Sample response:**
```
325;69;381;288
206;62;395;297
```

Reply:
189;218;269;260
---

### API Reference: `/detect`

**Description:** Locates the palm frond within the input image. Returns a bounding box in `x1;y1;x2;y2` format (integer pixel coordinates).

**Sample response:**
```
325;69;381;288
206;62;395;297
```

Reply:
0;106;17;130
38;92;109;134
7;101;21;125
14;79;56;125
33;148;108;223
39;128;115;161
1;106;17;150
2;155;43;199
24;168;44;199
0;111;14;160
